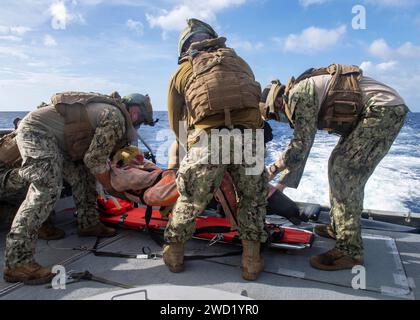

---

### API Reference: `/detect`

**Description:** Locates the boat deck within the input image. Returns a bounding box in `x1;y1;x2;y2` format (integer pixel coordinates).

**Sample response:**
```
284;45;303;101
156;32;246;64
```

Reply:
0;208;419;300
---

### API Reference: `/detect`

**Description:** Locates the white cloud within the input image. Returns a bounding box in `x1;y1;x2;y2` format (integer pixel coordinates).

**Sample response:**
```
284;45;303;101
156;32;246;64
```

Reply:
397;42;420;58
299;0;330;7
49;0;85;30
283;25;346;52
232;41;264;51
0;25;31;37
0;25;30;42
43;35;58;47
368;38;420;60
0;35;22;42
368;38;392;60
0;1;52;30
71;0;153;7
0;69;135;111
0;46;29;60
364;0;418;7
146;0;246;33
360;60;398;73
50;1;69;30
126;19;144;36
297;0;418;8
10;26;32;36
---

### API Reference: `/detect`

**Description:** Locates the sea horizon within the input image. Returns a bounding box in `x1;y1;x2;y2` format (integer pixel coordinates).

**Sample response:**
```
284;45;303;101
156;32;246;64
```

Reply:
1;111;419;214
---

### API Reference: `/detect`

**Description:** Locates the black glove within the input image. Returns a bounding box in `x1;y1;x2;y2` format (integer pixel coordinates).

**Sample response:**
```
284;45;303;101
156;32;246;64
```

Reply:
263;121;273;145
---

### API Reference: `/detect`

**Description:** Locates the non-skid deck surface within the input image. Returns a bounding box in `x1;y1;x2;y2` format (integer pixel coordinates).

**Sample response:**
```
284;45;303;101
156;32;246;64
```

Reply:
0;211;418;300
0;212;128;295
203;234;412;299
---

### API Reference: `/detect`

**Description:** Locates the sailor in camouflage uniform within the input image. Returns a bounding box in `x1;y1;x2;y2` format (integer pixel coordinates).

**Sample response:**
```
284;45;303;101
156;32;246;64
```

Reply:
164;19;267;281
3;92;154;285
263;64;409;270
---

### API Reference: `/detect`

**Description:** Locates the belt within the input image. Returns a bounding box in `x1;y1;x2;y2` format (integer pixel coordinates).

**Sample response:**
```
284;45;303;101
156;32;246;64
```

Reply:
214;125;248;132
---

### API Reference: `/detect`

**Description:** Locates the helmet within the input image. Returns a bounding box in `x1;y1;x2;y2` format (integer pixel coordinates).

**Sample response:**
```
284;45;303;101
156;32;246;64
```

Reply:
178;18;218;63
12;117;22;129
261;80;288;123
112;146;144;166
122;93;154;126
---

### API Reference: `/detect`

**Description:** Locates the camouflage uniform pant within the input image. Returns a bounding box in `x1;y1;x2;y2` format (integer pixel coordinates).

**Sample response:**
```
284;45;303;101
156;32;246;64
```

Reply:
5;122;99;268
165;129;268;244
329;104;409;258
0;163;27;200
0;162;28;226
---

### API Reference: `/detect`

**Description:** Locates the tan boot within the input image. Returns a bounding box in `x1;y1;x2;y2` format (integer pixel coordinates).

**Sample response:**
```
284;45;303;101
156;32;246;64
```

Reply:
78;222;117;238
4;262;54;285
310;248;364;271
314;224;336;240
241;240;264;281
163;243;185;273
38;219;65;241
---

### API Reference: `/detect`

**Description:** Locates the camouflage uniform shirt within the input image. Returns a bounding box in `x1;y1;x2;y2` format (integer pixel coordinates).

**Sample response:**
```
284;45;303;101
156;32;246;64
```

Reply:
23;103;126;175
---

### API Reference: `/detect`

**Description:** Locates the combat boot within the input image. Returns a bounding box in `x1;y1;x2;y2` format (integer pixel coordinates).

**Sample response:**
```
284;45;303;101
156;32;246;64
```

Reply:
78;222;117;238
241;240;264;281
38;218;65;241
3;262;54;285
163;243;185;273
310;248;364;271
314;224;336;240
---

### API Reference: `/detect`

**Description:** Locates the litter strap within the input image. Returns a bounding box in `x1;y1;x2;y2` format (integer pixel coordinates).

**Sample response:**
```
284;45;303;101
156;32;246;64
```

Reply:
90;236;242;261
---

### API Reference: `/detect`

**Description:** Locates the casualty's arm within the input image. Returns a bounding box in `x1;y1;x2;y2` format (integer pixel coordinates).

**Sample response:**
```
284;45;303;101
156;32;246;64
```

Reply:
279;80;319;189
83;106;126;189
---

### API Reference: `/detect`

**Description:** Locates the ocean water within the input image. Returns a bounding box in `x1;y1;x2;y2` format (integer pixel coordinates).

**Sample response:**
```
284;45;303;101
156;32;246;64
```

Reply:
1;111;419;213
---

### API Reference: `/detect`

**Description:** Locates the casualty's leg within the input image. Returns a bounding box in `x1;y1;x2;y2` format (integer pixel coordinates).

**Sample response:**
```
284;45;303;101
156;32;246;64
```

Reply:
310;105;409;271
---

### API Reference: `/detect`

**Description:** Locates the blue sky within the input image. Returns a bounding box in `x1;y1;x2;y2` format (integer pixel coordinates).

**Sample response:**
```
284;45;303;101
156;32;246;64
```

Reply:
0;0;419;112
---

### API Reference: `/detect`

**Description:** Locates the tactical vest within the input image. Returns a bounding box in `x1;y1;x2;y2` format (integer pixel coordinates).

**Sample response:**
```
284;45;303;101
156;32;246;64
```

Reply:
51;92;134;161
184;37;261;128
284;64;363;136
0;132;22;168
